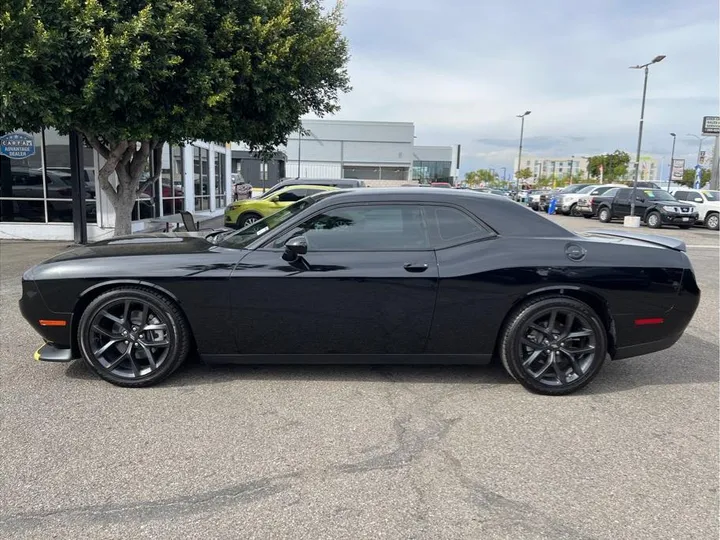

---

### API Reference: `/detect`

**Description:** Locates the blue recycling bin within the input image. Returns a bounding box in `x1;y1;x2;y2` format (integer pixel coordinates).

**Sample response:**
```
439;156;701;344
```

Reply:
547;197;557;215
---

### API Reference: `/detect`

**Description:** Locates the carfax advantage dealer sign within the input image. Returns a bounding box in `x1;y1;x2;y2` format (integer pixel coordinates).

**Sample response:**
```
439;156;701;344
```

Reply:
0;132;36;160
702;116;719;136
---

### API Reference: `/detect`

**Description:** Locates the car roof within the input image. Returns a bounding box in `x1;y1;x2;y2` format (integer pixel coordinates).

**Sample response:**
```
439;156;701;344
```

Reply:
306;187;575;238
278;184;337;190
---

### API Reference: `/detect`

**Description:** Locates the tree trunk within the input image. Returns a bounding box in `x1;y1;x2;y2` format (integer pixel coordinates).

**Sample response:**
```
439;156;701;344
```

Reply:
114;191;136;236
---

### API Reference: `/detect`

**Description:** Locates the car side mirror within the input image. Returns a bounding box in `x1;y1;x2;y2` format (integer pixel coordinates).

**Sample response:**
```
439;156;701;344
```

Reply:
282;236;308;261
270;195;280;202
694;197;703;203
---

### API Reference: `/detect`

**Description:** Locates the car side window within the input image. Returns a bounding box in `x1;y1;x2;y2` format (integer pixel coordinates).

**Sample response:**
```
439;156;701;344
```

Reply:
615;189;631;202
276;189;307;202
424;206;490;246
273;204;429;251
673;191;688;201
305;188;327;197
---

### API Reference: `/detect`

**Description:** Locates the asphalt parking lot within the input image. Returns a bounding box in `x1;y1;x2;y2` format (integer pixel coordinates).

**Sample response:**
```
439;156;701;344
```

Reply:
1;217;718;540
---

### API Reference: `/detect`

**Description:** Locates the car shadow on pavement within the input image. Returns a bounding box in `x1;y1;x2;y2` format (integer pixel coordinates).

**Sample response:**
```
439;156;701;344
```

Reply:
63;333;718;394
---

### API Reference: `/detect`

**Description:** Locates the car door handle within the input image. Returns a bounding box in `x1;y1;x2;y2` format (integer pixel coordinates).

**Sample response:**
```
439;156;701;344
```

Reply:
404;263;429;273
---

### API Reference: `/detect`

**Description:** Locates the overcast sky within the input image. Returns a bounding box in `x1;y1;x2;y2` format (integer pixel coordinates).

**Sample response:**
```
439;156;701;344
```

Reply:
313;0;719;176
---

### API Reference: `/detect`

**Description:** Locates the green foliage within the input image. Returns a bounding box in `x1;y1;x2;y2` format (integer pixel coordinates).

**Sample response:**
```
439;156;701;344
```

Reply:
465;169;502;187
1;0;351;234
679;168;711;187
586;150;630;182
516;168;533;180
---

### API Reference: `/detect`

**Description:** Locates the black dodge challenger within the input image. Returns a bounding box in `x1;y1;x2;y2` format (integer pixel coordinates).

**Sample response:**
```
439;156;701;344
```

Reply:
19;188;700;395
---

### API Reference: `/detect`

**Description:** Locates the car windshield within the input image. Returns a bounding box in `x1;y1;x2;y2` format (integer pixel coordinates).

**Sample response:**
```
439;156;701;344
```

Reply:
643;189;676;201
576;185;595;194
217;192;334;249
561;185;586;194
702;190;719;201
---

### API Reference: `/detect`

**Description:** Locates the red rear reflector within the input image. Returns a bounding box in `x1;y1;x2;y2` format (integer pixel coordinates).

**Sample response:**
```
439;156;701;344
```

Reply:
634;318;664;326
39;320;67;327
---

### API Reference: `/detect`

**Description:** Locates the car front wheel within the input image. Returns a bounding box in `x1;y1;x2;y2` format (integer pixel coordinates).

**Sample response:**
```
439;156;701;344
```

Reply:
646;211;662;229
499;296;607;395
77;286;191;387
598;207;611;223
706;213;719;230
237;212;262;229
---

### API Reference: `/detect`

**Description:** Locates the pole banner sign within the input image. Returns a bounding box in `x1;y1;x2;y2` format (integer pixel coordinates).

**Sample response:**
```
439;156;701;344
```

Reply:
0;132;36;160
671;158;685;181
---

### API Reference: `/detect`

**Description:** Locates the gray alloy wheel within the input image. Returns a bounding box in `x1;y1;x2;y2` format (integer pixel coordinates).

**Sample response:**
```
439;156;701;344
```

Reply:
500;296;607;395
238;213;261;229
598;207;611;223
569;203;580;217
77;286;191;387
706;213;719;231
646;211;662;229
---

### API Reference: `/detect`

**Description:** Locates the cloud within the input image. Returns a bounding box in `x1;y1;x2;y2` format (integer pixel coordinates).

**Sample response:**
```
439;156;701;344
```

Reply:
312;0;719;174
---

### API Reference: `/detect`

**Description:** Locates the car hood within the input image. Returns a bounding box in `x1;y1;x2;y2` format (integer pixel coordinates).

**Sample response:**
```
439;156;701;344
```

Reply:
42;233;216;264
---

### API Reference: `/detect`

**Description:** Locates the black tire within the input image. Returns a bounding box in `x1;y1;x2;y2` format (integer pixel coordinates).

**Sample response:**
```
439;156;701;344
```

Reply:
499;296;607;396
569;203;580;217
237;212;262;229
706;212;719;231
598;207;612;223
646;211;662;229
77;286;191;387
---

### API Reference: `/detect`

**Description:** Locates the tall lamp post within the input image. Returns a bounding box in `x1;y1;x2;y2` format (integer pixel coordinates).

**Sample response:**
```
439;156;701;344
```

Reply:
686;133;711;166
515;111;531;192
628;55;665;223
500;166;507;183
667;132;676;190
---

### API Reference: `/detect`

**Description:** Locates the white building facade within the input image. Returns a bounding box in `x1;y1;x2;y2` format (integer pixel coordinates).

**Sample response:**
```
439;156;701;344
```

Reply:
0;128;232;241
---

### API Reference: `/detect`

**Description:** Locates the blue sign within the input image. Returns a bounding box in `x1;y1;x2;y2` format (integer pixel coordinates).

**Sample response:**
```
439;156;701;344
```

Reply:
694;165;702;189
0;132;36;160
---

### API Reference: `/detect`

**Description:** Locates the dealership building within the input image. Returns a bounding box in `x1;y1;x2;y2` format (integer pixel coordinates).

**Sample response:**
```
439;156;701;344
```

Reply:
0;120;458;241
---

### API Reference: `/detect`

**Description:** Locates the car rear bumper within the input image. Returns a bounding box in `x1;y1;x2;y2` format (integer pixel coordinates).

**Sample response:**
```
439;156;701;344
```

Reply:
577;204;593;215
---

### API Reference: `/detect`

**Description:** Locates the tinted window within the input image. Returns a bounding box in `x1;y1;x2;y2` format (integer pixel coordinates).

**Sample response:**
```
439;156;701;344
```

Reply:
305;188;328;197
616;188;631;201
281;204;429;251
602;188;619;198
276;188;307;202
427;206;487;244
673;191;689;201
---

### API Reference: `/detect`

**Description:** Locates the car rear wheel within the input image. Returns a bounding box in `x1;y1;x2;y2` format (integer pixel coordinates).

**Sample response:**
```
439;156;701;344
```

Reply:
706;213;719;230
77;287;191;387
646;211;662;229
237;212;262;229
569;203;580;217
499;296;607;395
598;207;611;223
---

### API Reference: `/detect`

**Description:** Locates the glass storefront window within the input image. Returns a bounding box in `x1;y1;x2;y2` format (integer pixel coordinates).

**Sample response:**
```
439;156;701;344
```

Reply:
0;129;98;223
412;160;452;184
343;166;380;180
160;145;185;215
194;146;210;211
215;152;226;208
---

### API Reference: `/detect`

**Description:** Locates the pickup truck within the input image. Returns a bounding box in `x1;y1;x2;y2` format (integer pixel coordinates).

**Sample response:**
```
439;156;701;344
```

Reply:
595;187;699;229
668;188;720;230
575;184;627;217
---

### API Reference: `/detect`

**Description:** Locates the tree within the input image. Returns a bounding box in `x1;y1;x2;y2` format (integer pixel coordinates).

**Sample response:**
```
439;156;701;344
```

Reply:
465;169;501;187
586;150;630;182
516;168;533;180
680;168;712;187
1;0;350;235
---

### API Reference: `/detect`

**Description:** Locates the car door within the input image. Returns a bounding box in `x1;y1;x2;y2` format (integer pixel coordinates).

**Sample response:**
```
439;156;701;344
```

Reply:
229;203;439;355
614;188;632;216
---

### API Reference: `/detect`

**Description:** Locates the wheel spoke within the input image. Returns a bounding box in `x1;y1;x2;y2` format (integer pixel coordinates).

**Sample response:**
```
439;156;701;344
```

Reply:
522;348;544;367
528;323;551;336
565;345;595;355
547;310;558;333
128;353;141;377
551;358;567;384
141;339;169;348
142;323;167;332
567;330;593;339
106;349;130;371
100;310;123;326
530;355;554;379
140;303;150;326
138;342;157;370
521;337;544;350
122;300;131;323
94;339;121;356
561;313;575;338
92;325;119;340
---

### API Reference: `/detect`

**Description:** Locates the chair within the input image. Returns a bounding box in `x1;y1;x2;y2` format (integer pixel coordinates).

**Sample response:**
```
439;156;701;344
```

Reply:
179;211;198;232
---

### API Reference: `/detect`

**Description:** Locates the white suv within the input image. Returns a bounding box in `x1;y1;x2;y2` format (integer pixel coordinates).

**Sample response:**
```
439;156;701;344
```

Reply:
669;189;720;230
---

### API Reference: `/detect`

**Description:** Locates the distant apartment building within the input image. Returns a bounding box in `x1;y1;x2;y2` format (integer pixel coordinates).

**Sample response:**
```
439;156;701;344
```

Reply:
513;154;660;183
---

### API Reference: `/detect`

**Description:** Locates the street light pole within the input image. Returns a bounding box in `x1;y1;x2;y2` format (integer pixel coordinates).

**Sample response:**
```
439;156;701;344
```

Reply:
515;111;531;192
667;132;676;190
500;166;507;182
629;55;665;221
